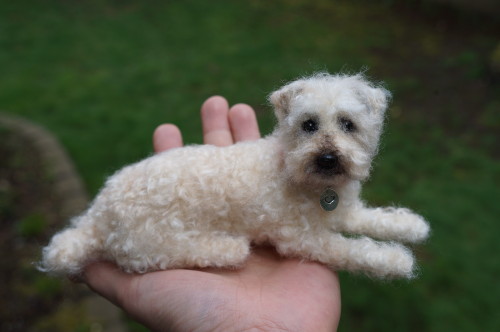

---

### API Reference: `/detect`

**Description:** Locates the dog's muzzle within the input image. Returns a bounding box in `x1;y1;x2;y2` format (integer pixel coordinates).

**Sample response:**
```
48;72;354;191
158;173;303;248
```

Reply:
314;152;344;175
316;153;338;169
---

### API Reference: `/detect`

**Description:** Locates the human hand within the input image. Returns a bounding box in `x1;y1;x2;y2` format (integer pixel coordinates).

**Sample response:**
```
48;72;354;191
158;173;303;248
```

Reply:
84;96;341;332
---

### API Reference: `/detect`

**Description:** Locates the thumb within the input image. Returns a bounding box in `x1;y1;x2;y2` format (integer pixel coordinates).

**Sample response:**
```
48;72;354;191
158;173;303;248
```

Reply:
83;262;135;309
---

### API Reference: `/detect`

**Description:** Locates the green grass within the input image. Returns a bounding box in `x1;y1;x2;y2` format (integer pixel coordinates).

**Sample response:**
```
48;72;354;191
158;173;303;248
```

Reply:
0;0;383;191
1;0;498;331
343;122;500;331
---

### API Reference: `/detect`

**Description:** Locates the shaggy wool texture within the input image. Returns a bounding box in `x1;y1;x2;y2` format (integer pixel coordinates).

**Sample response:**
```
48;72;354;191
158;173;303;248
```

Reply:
41;73;429;279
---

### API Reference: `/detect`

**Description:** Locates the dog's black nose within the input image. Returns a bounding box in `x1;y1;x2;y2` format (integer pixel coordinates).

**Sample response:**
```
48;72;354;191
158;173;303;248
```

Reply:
316;153;339;170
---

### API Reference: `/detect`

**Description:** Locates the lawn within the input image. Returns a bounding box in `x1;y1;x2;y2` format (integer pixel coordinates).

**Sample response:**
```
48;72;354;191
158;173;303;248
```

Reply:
1;0;498;331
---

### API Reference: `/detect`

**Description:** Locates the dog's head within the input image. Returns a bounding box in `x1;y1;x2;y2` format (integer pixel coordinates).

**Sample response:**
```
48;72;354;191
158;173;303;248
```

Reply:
270;73;390;187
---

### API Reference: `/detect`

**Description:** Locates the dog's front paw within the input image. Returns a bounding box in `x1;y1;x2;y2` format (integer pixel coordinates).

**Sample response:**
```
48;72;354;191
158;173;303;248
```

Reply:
391;208;430;243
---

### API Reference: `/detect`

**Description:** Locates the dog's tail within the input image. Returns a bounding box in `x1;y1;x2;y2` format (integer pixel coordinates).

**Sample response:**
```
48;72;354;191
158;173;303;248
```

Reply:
39;215;101;276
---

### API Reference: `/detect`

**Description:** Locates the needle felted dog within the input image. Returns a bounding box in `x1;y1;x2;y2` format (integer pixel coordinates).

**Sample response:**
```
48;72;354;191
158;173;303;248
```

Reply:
41;73;429;279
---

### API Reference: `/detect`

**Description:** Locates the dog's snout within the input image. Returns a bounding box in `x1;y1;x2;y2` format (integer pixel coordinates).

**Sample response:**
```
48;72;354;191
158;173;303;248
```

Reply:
316;153;339;170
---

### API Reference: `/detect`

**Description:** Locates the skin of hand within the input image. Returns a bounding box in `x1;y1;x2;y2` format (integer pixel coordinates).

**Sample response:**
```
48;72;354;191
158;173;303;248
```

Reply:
83;96;341;332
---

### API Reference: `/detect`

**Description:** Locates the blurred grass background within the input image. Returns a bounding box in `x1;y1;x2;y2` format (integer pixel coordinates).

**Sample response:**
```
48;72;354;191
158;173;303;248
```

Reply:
0;0;498;331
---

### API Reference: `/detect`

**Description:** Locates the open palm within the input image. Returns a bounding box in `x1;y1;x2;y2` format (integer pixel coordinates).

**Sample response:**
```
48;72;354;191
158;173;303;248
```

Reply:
84;96;341;332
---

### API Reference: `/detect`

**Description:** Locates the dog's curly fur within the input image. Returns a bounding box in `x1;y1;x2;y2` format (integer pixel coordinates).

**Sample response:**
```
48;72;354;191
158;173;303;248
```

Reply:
41;73;429;278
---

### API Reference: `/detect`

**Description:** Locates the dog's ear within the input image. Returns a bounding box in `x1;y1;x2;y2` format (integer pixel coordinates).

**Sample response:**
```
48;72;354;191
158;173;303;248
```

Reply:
269;82;304;122
357;83;391;115
367;86;391;114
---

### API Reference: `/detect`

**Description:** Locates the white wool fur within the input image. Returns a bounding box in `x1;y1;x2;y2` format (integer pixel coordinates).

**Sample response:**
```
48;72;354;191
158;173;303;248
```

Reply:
41;73;429;279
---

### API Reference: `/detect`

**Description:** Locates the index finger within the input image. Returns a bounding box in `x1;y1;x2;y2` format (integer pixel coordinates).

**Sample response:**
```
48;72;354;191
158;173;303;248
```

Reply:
153;124;183;153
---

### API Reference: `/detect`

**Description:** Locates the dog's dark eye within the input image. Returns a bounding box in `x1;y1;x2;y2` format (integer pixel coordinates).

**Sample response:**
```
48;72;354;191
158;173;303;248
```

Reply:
339;117;356;133
302;119;319;133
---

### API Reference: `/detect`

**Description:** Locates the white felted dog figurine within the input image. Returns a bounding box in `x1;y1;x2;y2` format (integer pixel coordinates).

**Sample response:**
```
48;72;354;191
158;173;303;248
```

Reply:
41;73;429;279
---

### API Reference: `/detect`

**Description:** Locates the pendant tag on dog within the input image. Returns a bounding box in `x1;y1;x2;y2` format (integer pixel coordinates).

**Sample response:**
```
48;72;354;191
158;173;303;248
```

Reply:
320;188;339;211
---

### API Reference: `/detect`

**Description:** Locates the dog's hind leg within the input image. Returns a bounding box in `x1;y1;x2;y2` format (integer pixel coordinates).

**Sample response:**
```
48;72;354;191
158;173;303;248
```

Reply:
116;233;252;273
182;234;251;268
274;232;415;278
